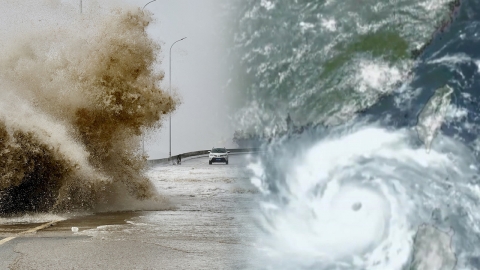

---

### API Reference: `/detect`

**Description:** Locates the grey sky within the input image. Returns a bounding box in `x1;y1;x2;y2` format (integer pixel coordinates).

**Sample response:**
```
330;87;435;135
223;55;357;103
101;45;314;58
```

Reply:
0;0;234;159
127;0;235;158
90;0;235;158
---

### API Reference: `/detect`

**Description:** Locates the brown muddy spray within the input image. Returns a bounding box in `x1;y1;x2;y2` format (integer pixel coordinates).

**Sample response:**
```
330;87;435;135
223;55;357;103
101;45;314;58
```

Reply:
0;4;176;215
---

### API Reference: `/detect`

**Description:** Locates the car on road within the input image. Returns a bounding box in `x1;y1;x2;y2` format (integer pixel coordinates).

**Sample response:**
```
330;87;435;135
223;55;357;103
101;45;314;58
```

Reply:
208;147;230;165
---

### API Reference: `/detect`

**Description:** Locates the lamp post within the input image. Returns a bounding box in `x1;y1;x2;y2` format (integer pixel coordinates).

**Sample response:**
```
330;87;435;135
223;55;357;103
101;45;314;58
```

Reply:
80;0;82;13
140;0;157;157
169;37;187;158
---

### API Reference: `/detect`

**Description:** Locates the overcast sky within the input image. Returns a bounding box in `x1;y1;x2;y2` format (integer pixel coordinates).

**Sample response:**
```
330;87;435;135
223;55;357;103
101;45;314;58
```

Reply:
1;0;234;159
90;0;236;159
126;0;236;159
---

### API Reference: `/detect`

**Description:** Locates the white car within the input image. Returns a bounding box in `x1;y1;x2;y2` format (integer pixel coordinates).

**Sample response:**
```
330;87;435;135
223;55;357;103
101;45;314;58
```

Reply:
208;147;230;165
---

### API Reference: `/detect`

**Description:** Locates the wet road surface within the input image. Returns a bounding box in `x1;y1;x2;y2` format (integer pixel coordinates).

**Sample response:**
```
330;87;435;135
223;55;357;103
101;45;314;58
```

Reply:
0;153;258;270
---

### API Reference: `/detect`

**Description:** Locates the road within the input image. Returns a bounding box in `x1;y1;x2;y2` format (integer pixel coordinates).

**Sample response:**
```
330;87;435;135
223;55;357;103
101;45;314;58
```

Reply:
0;153;259;270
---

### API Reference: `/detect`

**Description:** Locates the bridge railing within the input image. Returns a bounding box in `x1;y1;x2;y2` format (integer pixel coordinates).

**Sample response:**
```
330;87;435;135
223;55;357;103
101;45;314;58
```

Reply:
146;148;260;166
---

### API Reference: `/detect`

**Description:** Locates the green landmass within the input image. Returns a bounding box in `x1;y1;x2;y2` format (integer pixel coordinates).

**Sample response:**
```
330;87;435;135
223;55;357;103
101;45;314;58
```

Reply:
321;31;410;79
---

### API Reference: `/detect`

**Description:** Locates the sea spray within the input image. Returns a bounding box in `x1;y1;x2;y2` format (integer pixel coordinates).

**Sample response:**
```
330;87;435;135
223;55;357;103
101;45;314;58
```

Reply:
0;3;176;214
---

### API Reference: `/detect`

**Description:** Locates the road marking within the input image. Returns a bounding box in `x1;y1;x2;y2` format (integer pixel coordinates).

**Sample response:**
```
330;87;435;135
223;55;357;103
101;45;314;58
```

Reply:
0;237;15;245
0;220;60;246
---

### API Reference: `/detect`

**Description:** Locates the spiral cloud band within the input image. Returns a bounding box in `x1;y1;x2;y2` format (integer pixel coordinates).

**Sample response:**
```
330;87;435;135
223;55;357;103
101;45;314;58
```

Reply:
249;123;479;269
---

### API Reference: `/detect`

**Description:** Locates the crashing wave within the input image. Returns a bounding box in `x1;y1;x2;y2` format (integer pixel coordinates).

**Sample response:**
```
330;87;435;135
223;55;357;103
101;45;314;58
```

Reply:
0;4;175;215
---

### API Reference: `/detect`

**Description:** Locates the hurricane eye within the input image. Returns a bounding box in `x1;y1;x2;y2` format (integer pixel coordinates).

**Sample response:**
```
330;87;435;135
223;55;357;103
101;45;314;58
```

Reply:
352;202;362;211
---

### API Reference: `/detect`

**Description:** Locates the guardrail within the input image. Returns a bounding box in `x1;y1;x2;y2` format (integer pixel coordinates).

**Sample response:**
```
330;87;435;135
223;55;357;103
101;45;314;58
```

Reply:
146;148;260;166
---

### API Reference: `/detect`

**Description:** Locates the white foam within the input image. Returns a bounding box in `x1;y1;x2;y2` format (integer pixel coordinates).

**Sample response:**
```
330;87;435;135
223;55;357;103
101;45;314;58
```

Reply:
0;213;66;225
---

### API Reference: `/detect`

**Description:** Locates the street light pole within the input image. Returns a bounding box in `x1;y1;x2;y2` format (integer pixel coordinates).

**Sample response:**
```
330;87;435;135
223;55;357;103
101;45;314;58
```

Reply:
169;37;187;158
139;0;157;158
79;0;82;13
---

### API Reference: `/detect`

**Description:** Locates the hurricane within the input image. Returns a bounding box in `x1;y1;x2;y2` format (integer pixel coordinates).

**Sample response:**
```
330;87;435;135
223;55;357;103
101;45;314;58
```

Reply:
0;2;176;215
226;0;480;268
248;122;478;269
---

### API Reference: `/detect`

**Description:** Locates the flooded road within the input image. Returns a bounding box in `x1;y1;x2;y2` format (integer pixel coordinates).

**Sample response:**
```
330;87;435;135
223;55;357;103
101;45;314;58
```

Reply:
0;153;258;270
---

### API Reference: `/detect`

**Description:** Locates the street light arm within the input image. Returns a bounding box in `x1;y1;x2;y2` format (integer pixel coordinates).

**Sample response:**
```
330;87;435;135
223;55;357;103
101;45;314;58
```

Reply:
169;37;187;90
169;37;187;54
142;0;157;11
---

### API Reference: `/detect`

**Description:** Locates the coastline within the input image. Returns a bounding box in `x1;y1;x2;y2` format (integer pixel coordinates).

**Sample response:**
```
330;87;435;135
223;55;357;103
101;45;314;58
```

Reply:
233;0;464;146
411;0;462;59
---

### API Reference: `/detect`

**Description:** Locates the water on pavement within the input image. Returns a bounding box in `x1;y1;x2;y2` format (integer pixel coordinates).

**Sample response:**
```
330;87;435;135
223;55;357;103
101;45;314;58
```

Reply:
0;153;258;269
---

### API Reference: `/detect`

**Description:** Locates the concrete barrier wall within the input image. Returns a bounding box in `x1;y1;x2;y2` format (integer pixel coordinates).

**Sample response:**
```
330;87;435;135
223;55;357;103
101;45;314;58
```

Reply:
147;148;260;166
